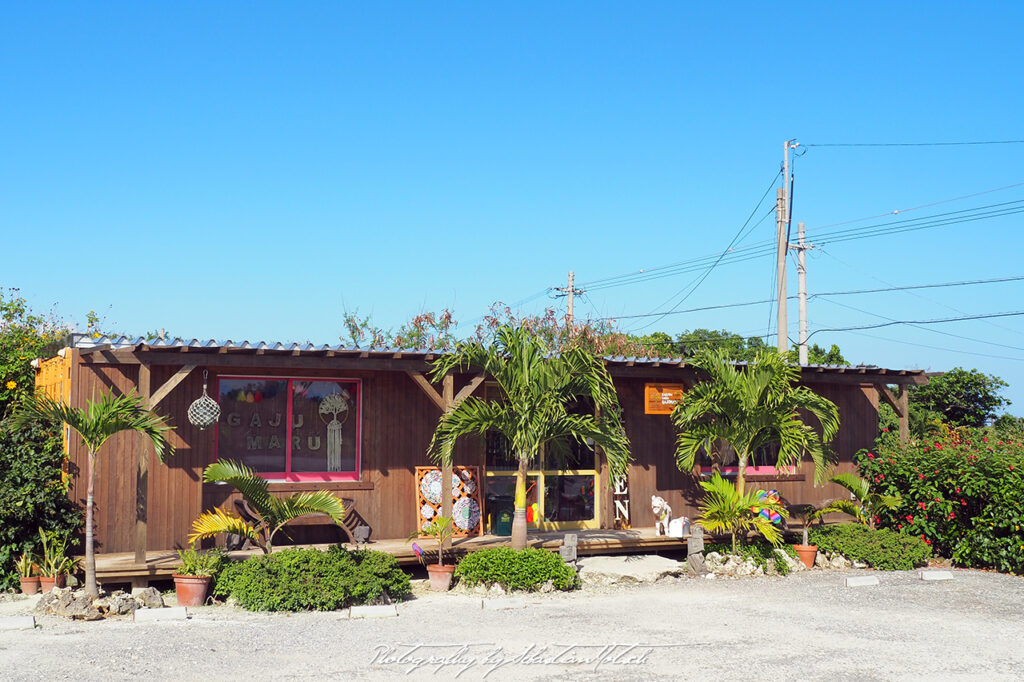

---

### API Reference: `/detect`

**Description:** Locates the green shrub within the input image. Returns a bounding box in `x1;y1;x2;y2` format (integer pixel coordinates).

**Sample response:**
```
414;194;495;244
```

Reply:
454;547;579;591
0;413;81;591
857;429;1024;573
213;546;411;611
809;524;931;570
705;540;798;575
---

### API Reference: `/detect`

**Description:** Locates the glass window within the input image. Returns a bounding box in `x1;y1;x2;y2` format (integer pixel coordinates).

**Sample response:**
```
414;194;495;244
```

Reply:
217;376;361;480
543;475;595;523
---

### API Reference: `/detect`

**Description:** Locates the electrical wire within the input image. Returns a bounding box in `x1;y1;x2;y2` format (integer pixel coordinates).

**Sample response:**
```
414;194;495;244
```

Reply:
805;140;1024;147
843;330;1024;363
806;310;1024;340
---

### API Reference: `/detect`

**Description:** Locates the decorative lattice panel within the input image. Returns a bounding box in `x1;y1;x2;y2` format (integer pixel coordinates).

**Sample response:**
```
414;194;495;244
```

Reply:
414;466;482;537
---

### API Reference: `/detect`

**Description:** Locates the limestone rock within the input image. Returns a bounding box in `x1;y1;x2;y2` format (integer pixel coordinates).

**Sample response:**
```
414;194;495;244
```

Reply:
577;555;687;586
774;549;805;573
539;580;554;594
487;583;506;598
132;587;164;609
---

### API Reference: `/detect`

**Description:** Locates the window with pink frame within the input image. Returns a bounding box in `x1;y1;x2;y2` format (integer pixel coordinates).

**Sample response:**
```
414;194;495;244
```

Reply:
217;376;361;481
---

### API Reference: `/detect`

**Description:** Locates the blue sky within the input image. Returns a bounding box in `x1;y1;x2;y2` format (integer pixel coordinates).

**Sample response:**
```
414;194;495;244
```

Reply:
4;3;1024;410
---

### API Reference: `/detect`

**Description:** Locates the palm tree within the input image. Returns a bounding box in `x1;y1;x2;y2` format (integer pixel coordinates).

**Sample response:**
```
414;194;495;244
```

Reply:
698;473;788;552
819;472;900;528
427;325;630;550
14;391;172;598
673;348;840;496
189;459;346;553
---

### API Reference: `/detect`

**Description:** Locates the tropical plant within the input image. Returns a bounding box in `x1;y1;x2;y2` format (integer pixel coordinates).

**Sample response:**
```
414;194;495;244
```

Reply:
408;515;456;567
427;324;630;550
786;502;829;546
176;545;225;577
454;547;580;591
37;526;77;578
819;472;901;529
14;552;35;579
697;473;788;552
672;348;840;495
189;459;346;554
12;391;171;597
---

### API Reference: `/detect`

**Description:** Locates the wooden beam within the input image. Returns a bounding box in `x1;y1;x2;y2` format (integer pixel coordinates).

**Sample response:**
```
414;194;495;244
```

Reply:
874;383;911;444
452;373;486;405
148;363;198;407
441;375;455;551
898;385;910;444
83;349;433;373
406;371;447;411
135;364;151;566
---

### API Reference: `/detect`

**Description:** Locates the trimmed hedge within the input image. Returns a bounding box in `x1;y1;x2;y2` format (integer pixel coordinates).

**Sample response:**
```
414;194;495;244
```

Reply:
213;546;411;611
454;547;579;591
809;524;931;570
857;429;1024;573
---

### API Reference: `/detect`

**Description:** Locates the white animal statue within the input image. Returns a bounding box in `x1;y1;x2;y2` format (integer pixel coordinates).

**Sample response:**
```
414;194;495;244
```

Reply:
651;495;672;535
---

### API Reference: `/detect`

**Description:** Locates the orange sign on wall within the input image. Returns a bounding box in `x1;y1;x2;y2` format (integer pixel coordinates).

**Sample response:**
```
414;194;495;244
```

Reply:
644;383;684;415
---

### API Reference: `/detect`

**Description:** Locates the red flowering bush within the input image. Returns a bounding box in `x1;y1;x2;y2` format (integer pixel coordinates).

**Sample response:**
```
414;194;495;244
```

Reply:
856;429;1024;574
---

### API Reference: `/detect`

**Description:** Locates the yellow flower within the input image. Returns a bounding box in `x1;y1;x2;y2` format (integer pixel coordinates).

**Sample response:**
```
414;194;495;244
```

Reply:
5;380;16;390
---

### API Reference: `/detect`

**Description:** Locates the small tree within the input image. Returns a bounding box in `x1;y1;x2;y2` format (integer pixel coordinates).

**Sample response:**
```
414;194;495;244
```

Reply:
672;348;840;495
910;367;1010;429
189;459;346;554
698;474;788;552
14;391;172;598
819;473;900;529
427;325;630;550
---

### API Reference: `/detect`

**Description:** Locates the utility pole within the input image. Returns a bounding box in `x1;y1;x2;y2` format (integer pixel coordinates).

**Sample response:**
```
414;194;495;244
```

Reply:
554;271;584;327
791;221;811;365
776;139;797;353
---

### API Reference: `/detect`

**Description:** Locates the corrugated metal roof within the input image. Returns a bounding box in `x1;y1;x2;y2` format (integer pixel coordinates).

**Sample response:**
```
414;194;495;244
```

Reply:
71;334;926;377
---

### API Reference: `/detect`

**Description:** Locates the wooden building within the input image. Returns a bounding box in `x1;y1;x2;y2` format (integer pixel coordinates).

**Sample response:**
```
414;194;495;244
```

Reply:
34;337;924;574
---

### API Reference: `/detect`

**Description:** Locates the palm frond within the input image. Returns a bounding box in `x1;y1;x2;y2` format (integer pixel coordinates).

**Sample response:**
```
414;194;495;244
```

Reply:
829;472;870;501
188;507;259;546
202;460;272;518
269;491;346;527
818;498;868;524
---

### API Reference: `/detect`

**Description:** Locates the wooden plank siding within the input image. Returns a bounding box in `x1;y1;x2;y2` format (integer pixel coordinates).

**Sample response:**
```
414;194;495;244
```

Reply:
60;353;882;554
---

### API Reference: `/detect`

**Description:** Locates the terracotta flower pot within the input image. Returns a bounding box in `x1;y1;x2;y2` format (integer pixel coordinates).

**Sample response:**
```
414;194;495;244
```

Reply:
20;577;41;595
173;575;212;607
793;544;818;569
426;564;455;592
39;574;67;592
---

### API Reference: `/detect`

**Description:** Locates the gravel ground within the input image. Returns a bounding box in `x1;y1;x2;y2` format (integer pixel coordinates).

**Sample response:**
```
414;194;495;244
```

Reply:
1;567;1022;681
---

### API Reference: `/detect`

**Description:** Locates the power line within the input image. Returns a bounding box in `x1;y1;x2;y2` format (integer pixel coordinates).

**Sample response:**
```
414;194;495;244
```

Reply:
807;310;1024;340
600;274;1024;321
844;330;1024;363
816;297;1024;353
805;140;1024;148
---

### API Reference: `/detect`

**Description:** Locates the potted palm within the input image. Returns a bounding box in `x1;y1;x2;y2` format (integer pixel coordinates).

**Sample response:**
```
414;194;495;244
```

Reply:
173;545;224;607
787;504;826;569
16;553;40;595
409;516;457;591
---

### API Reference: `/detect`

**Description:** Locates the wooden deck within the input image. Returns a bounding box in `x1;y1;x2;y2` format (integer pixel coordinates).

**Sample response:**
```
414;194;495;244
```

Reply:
94;527;688;588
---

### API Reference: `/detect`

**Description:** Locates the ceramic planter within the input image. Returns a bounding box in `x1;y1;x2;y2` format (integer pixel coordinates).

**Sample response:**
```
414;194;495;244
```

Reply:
426;564;455;592
173;575;212;607
39;574;67;592
20;577;41;595
793;544;818;569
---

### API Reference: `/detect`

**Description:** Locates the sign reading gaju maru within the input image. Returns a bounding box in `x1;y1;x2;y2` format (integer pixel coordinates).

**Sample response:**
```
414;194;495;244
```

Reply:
644;383;684;415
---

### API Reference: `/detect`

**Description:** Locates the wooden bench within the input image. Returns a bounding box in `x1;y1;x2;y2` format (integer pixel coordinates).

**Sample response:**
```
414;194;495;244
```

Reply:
231;497;365;548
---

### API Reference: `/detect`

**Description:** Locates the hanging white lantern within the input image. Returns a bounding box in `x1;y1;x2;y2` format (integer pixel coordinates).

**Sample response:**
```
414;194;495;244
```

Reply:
187;369;221;430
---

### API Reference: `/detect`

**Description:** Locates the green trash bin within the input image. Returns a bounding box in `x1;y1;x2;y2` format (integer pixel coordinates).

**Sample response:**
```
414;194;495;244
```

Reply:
493;510;513;536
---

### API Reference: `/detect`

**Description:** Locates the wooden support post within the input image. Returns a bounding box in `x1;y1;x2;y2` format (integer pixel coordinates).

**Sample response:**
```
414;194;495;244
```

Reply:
441;375;454;550
898;385;909;444
135;364;151;565
875;383;910;444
